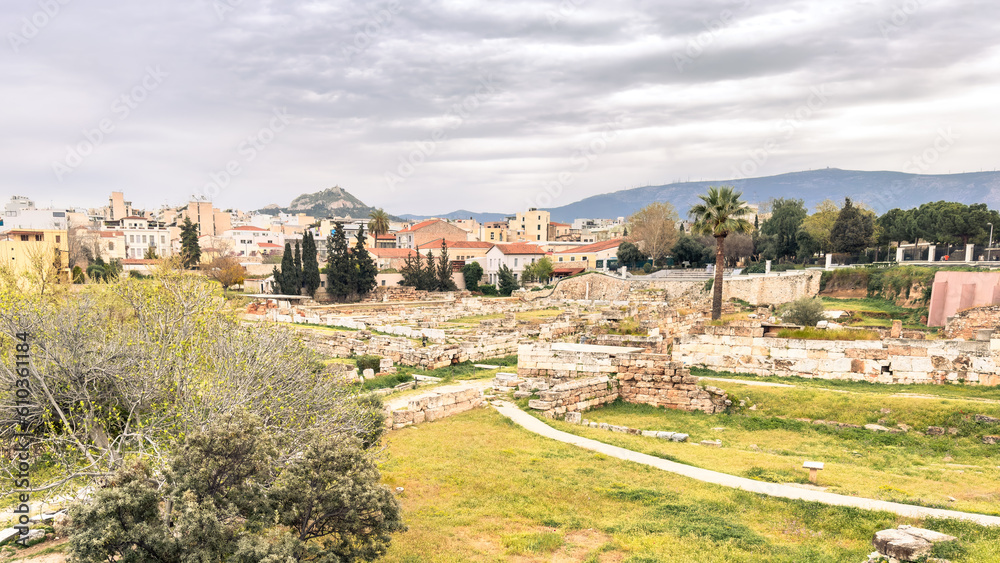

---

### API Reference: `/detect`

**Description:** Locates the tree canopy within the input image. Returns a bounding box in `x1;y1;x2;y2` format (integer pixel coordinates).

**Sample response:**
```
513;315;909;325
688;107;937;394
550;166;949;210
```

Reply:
627;202;679;267
689;186;753;320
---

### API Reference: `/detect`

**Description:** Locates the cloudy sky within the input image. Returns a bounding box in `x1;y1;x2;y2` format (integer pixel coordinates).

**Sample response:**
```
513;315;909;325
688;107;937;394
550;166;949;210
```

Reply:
3;0;999;215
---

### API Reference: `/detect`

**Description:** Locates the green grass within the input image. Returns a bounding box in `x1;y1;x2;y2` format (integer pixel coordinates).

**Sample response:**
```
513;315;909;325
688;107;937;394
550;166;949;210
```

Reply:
546;390;1000;516
819;296;930;329
379;408;1000;562
775;327;880;340
691;367;1000;401
360;372;414;390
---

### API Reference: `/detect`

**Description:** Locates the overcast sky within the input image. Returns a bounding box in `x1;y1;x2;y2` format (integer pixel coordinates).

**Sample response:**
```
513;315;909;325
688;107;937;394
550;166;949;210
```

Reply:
3;0;999;215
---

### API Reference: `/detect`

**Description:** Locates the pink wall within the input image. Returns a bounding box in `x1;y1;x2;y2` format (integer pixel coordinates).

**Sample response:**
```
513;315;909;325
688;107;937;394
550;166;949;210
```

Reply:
927;271;1000;326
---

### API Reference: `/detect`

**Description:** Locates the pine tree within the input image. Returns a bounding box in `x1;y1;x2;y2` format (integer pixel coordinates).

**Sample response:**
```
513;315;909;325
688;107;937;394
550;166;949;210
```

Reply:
400;252;423;288
352;225;378;296
279;242;295;295
270;266;282;294
436;240;457;291
179;217;201;269
301;232;321;297
326;223;353;301
422;250;437;291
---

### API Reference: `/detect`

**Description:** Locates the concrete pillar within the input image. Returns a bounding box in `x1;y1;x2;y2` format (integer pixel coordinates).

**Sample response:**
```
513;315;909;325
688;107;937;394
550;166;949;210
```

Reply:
896;245;904;263
765;260;772;274
966;243;975;263
825;254;833;270
928;245;936;262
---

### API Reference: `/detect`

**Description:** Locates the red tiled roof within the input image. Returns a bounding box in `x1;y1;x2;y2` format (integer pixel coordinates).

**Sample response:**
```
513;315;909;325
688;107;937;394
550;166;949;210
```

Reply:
555;238;624;254
258;242;283;248
417;238;494;251
551;222;571;227
553;267;586;275
396;219;441;234
491;243;546;255
367;247;417;257
375;234;396;240
232;225;268;231
99;231;125;238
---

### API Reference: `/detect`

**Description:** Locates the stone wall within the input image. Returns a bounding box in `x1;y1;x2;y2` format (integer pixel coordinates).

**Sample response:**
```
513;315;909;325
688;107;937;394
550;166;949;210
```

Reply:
548;273;631;301
944;305;1000;340
632;270;822;306
617;354;729;414
675;323;1000;385
515;343;730;417
389;387;483;430
297;328;521;368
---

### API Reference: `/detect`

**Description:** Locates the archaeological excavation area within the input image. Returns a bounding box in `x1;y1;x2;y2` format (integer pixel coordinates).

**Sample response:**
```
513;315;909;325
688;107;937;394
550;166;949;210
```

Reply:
243;270;1000;562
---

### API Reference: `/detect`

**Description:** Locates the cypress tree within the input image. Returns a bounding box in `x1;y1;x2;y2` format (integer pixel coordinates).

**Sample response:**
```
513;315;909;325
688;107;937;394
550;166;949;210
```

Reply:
352;225;378;296
422;250;436;291
292;241;303;292
302;232;321;297
326;223;352;300
279;242;295;295
179;217;201;269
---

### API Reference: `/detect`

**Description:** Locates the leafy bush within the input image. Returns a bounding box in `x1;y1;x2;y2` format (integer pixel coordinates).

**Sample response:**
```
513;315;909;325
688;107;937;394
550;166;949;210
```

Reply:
361;372;413;391
477;284;498;296
780;297;826;326
355;355;382;372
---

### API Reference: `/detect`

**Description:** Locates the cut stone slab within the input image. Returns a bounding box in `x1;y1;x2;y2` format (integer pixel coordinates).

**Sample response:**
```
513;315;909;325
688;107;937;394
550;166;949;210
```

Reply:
513;391;532;399
0;528;22;545
670;433;689;442
898;526;957;544
975;414;1000;424
474;364;500;369
699;439;722;448
873;529;932;561
564;412;582;424
982;435;1000;445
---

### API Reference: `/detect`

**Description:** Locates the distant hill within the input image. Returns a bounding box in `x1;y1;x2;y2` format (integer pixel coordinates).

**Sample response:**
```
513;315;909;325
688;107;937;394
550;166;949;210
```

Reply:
398;209;510;223
402;169;1000;224
541;169;1000;223
258;186;386;219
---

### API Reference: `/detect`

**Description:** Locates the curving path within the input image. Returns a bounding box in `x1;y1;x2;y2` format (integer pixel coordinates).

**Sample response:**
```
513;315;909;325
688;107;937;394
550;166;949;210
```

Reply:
491;401;1000;527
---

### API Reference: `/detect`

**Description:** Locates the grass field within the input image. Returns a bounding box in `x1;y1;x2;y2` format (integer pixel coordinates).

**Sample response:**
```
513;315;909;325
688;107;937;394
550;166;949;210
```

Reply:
820;297;930;330
379;408;1000;562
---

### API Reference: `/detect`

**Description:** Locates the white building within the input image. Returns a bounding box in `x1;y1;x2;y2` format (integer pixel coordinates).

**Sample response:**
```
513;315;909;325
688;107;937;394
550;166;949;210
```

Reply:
3;196;69;230
483;243;547;285
222;226;285;257
101;216;172;260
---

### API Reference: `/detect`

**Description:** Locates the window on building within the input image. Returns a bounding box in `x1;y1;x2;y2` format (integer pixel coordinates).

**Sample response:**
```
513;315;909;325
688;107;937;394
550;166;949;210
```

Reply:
514;258;518;267
558;256;563;262
108;242;115;250
537;235;541;240
537;225;541;230
35;235;43;242
20;235;29;242
56;235;61;243
570;256;575;261
596;260;604;268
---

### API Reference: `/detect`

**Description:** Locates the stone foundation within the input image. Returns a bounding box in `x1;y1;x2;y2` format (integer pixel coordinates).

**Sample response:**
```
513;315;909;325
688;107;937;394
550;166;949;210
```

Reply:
676;323;1000;385
515;343;730;418
389;387;484;430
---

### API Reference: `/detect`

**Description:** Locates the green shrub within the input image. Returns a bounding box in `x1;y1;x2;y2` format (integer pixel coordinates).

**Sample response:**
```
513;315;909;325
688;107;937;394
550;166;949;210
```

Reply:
780;297;825;326
355;355;382;372
360;372;413;391
477;284;499;296
776;327;879;341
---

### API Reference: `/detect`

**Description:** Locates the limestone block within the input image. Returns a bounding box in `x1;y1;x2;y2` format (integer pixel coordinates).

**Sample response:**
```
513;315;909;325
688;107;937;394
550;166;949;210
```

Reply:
872;529;931;561
528;399;553;410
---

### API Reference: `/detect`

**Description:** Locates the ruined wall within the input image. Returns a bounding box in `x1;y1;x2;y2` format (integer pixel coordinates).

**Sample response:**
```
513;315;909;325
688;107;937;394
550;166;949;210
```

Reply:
675;324;1000;385
944;305;1000;340
632;270;822;306
389;387;483;430
548;273;631;301
297;329;521;369
617;355;729;414
515;343;730;417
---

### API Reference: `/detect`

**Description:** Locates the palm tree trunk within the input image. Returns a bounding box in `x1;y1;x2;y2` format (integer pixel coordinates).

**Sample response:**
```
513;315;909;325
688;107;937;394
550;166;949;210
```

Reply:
712;235;726;320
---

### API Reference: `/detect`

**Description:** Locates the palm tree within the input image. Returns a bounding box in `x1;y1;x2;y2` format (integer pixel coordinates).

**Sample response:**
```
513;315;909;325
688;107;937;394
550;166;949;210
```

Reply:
689;186;754;320
368;208;390;239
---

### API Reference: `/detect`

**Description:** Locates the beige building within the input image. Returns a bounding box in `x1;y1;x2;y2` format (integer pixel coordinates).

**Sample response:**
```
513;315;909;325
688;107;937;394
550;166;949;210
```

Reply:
480;221;508;243
395;219;471;249
416;239;493;266
0;228;70;280
553;238;623;274
179;201;233;236
508;209;551;242
101;216;173;260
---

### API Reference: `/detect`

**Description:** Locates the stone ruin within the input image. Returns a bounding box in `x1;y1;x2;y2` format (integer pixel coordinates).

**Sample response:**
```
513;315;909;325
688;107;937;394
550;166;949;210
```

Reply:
503;342;730;419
